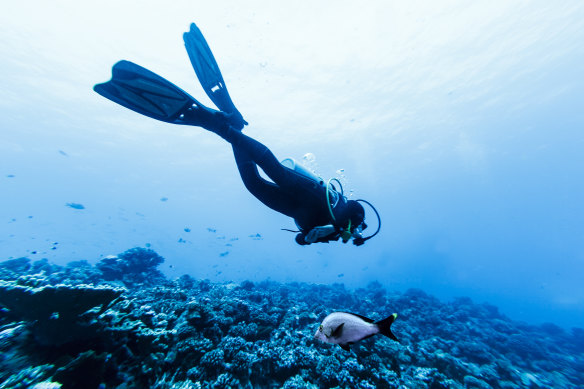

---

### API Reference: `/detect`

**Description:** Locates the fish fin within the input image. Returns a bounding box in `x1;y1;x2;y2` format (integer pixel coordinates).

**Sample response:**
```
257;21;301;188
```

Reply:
375;313;399;342
331;322;345;338
339;343;351;351
340;312;375;323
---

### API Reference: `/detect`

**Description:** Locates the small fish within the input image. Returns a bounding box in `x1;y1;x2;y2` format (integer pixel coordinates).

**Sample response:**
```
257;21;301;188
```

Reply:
66;202;85;210
314;312;399;351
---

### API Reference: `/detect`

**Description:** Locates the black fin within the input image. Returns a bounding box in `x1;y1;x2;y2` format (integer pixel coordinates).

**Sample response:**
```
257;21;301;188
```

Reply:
331;323;345;338
375;313;399;342
340;311;374;323
94;60;215;126
339;343;350;351
183;23;247;128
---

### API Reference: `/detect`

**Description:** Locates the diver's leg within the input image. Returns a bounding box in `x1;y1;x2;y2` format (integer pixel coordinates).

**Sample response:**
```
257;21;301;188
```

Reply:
199;122;311;215
192;113;290;186
183;107;244;132
231;145;297;217
220;128;292;186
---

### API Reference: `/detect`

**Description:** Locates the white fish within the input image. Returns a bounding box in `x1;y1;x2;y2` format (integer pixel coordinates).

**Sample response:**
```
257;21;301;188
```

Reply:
314;311;398;351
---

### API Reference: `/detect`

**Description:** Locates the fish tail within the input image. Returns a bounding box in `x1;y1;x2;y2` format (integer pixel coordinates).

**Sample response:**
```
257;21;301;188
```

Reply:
375;313;399;342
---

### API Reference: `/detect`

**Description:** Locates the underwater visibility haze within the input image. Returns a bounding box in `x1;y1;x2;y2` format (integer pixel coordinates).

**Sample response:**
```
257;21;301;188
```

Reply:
1;1;584;387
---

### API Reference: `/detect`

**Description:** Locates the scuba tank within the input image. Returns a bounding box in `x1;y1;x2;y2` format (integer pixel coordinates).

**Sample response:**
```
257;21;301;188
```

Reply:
281;158;324;186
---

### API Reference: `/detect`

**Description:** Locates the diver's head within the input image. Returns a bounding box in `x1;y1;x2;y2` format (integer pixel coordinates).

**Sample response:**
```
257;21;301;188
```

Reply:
346;200;365;230
336;200;366;244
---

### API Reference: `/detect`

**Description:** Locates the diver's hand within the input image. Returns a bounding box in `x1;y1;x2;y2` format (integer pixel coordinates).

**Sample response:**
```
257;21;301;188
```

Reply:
305;225;336;244
295;233;310;245
353;237;365;246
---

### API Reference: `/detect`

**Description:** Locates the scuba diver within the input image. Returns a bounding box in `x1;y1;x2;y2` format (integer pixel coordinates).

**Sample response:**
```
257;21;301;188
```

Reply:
94;23;380;246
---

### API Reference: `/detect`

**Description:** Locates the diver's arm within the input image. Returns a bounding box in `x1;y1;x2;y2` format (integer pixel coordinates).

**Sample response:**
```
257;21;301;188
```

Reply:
295;225;338;245
304;225;337;243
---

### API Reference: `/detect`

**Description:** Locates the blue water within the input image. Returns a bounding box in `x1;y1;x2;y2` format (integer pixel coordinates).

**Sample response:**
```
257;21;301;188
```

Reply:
1;1;584;330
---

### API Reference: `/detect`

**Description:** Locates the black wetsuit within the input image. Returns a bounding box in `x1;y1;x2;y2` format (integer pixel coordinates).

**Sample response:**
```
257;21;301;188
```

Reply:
221;127;351;244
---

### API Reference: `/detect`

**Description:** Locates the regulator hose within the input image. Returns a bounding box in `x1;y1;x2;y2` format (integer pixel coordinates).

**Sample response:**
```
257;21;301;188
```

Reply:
354;199;381;243
325;178;344;222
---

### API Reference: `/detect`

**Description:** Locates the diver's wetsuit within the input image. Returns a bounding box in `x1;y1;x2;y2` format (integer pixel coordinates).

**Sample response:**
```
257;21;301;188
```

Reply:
93;24;371;245
219;126;350;242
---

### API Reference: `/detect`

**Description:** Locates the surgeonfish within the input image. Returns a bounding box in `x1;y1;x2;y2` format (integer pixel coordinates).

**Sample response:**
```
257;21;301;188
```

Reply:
314;311;399;351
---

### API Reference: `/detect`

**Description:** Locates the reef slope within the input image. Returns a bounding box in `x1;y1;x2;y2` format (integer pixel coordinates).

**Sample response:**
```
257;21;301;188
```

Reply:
0;248;582;388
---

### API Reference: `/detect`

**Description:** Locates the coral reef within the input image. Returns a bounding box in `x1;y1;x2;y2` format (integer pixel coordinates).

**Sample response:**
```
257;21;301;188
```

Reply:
0;281;123;345
96;247;165;287
0;247;582;388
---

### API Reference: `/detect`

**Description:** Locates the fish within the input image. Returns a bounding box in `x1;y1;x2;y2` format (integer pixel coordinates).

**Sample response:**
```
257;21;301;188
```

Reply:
314;311;399;351
65;202;85;210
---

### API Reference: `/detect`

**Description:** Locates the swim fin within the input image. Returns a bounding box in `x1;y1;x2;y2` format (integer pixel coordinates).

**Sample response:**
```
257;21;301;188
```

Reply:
94;60;204;125
183;23;247;128
94;60;241;129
